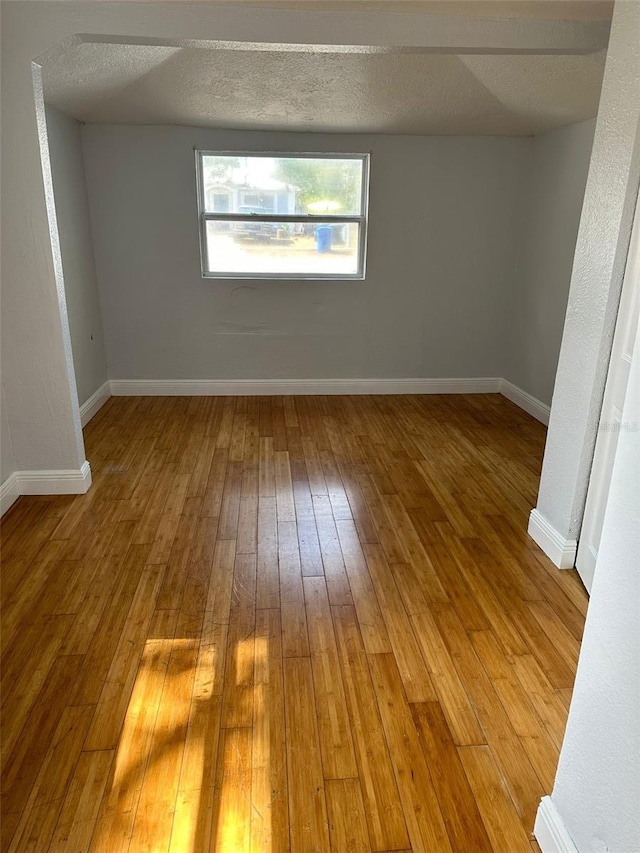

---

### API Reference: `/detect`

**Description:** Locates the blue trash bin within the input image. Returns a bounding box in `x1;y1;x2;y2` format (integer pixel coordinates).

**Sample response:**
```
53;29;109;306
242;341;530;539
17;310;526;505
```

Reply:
316;225;332;253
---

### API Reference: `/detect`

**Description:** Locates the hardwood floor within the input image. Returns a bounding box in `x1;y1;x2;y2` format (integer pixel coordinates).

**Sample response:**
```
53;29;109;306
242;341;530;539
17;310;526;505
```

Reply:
0;394;588;852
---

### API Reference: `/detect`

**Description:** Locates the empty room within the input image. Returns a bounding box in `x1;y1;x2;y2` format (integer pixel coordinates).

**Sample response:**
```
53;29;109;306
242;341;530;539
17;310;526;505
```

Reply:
1;1;638;851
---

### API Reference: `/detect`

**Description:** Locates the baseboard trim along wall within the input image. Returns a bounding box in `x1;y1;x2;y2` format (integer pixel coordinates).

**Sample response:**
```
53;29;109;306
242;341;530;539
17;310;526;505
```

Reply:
0;461;92;515
109;377;504;397
79;380;112;427
0;473;20;516
500;379;551;425
109;377;550;422
0;378;550;515
534;797;579;853
18;460;92;495
528;509;578;569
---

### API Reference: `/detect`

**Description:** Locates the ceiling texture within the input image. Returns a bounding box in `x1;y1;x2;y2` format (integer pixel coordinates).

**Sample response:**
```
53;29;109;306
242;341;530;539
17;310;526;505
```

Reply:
41;1;611;136
237;0;613;19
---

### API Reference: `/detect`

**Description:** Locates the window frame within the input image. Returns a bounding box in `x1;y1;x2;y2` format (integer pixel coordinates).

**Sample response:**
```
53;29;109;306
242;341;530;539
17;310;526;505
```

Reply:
195;150;370;281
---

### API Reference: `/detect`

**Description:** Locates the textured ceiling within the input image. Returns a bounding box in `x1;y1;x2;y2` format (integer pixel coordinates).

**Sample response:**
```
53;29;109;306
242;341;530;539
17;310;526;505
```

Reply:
43;42;605;136
41;1;608;137
237;0;614;20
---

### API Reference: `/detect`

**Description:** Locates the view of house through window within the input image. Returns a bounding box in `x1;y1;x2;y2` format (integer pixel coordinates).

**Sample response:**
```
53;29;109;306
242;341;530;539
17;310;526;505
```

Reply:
197;152;369;279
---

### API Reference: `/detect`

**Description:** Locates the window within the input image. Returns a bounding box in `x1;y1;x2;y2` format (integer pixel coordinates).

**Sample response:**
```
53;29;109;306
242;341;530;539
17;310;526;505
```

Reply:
196;152;369;279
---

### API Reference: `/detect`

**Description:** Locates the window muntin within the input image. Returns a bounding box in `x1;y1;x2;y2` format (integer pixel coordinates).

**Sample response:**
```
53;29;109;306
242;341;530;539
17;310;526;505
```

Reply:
196;152;369;280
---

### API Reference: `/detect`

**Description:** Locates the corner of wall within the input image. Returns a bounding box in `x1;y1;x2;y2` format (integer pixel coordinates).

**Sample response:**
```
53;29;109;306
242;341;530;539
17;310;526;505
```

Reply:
46;104;108;409
1;459;93;517
534;797;579;853
528;508;577;568
0;386;18;513
504;118;597;409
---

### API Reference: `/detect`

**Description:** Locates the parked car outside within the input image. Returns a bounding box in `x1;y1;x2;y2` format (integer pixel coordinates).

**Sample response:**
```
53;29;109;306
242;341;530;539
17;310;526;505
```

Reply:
233;206;279;242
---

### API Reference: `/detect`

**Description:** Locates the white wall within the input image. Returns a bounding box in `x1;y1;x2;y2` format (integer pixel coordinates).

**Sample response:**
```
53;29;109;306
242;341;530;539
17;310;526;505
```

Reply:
45;106;107;408
533;0;640;548
506;119;596;407
82;124;529;382
539;322;640;853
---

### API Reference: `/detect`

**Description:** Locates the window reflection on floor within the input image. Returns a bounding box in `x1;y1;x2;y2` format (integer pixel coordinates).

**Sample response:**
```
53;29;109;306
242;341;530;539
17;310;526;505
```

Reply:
91;631;273;853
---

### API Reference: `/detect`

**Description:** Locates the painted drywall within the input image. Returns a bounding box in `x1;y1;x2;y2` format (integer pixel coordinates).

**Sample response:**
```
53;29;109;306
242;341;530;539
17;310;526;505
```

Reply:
547;321;640;853
82;124;529;382
1;15;87;473
506;119;596;407
534;0;640;543
45;106;107;408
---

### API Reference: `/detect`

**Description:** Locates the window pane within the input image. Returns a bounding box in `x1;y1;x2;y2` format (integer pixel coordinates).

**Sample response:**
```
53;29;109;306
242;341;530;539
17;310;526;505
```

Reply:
205;220;361;276
201;155;364;215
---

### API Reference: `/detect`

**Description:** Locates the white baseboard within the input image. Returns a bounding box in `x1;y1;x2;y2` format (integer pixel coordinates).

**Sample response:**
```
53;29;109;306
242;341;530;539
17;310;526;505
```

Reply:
0;461;92;514
534;797;579;853
109;377;503;396
109;378;549;426
18;460;92;496
0;473;20;516
79;381;111;427
500;379;550;425
1;378;546;516
528;509;577;569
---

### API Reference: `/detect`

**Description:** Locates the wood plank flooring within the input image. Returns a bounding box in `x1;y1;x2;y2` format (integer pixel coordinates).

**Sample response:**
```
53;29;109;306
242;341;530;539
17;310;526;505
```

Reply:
0;394;588;852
